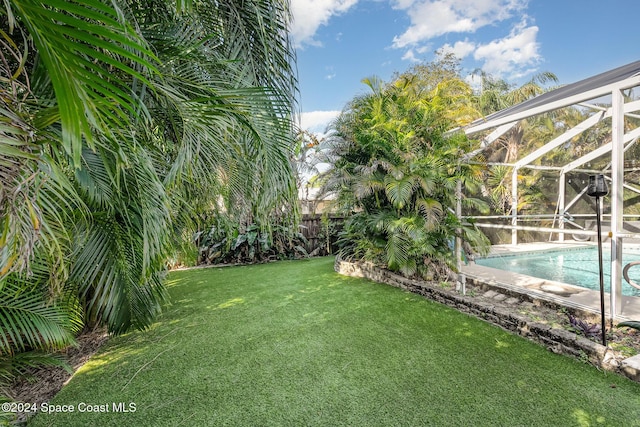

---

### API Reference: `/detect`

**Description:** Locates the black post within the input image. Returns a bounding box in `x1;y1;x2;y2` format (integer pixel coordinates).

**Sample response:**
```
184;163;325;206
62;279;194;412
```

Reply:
594;195;607;347
587;174;608;347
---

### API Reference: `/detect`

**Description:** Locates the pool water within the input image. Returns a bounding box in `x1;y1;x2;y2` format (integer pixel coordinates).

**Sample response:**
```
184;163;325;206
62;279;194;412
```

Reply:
475;246;640;297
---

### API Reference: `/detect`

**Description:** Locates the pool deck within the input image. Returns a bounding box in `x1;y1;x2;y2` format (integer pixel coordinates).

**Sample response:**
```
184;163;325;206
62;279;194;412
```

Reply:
461;242;640;321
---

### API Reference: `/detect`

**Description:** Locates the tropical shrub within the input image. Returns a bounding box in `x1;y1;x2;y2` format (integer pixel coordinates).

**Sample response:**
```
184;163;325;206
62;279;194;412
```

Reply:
0;0;297;326
322;61;490;280
198;222;307;265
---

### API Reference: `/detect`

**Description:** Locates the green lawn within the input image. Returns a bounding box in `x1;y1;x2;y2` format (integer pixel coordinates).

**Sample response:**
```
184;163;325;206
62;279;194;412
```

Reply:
31;257;640;426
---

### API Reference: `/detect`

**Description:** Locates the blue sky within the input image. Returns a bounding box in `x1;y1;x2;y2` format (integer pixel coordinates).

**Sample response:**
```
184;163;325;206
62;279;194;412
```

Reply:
291;0;640;133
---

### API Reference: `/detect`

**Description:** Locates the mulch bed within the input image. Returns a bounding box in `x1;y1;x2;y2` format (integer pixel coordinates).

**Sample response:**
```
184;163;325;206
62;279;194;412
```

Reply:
6;327;109;425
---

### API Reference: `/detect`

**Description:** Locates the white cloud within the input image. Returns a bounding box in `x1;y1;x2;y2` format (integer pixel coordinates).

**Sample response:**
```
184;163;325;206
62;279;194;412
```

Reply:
390;1;540;80
290;0;359;48
401;49;420;62
440;39;476;59
392;0;416;9
472;22;540;78
392;0;527;48
299;110;341;133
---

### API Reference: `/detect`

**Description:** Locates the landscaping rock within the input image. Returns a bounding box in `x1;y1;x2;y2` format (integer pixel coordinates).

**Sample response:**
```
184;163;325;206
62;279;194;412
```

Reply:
621;354;640;382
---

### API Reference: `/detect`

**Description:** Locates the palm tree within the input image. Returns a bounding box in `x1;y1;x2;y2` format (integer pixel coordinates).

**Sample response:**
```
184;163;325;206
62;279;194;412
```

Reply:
0;0;298;394
323;68;489;278
471;71;562;218
474;71;559;163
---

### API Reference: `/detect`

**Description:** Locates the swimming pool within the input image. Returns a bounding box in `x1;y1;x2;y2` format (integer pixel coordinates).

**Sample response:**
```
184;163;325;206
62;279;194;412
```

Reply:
475;245;640;297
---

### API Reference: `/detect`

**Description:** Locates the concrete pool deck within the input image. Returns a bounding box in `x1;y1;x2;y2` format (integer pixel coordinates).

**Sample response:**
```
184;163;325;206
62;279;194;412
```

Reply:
461;242;640;321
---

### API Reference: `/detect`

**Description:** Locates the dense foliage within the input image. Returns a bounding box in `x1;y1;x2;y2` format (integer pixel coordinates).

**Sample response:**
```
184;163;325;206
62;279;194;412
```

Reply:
321;61;490;279
0;0;298;402
197;220;308;265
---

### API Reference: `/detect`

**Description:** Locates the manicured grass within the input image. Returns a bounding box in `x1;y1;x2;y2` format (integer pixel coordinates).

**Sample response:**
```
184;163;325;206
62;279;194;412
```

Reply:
31;257;640;426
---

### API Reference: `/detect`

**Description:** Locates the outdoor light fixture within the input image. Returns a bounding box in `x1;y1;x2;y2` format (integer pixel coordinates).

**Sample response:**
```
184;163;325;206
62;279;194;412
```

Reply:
587;174;608;198
587;174;608;347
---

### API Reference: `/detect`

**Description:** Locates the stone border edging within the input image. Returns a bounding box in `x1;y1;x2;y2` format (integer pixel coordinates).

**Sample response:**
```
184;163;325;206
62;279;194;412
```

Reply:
334;256;640;383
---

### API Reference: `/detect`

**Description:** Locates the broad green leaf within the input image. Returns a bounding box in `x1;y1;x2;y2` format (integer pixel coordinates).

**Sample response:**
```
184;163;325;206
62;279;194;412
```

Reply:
617;321;640;331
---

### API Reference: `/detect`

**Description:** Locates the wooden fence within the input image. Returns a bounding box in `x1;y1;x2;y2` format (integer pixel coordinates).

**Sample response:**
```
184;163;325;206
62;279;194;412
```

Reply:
299;214;344;256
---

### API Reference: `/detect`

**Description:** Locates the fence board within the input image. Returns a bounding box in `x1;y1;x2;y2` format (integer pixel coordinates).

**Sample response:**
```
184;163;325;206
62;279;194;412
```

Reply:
299;214;344;255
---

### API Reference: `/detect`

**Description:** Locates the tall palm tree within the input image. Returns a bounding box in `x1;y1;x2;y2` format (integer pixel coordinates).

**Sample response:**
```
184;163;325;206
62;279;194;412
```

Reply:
474;71;558;163
471;71;561;217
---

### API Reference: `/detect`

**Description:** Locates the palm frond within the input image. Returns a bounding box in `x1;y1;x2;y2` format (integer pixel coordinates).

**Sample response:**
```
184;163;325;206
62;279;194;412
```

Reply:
385;174;414;210
0;350;71;386
9;0;159;166
70;145;169;334
0;279;79;355
3;0;300;339
416;198;443;231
